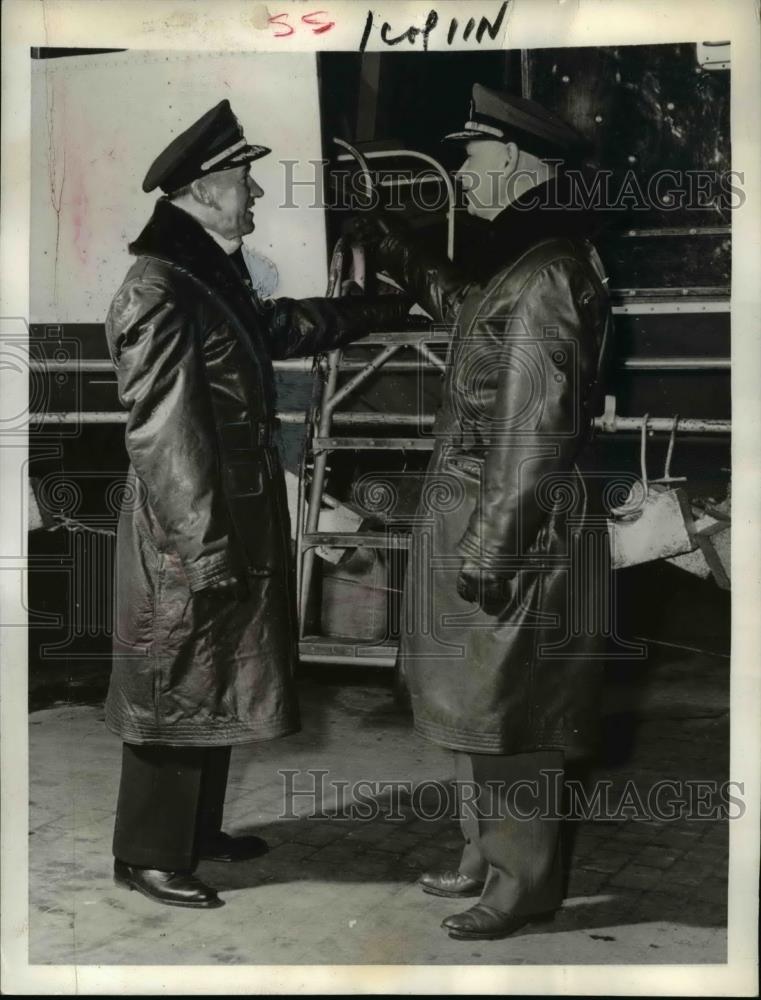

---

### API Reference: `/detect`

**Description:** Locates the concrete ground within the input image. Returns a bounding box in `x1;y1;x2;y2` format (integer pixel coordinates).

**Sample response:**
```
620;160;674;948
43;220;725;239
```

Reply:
29;648;729;966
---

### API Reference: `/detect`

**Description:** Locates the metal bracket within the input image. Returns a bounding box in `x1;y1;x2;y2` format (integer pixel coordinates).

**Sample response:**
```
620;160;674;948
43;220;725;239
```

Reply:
601;394;618;434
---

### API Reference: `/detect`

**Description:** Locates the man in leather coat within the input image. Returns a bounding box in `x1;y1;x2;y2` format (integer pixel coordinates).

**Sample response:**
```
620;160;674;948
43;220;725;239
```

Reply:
106;100;412;909
355;84;612;940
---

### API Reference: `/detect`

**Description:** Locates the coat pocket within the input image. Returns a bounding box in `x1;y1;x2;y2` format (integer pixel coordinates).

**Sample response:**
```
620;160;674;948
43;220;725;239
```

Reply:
222;453;282;575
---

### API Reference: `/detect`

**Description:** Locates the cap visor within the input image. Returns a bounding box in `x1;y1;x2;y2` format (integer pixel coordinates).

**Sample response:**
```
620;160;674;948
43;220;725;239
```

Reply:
218;144;272;170
442;130;494;142
239;143;271;163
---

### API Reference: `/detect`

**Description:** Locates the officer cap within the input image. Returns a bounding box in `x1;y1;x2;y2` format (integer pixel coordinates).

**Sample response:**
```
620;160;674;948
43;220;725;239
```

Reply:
444;83;588;160
142;100;271;194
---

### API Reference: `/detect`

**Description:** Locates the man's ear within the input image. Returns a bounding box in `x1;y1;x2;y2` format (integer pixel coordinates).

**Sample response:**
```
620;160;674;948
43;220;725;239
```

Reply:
503;142;519;173
190;178;213;207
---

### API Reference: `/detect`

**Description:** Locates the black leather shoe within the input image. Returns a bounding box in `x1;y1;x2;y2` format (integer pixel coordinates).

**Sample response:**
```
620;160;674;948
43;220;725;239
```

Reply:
442;903;556;940
113;860;224;909
198;831;269;863
418;870;485;898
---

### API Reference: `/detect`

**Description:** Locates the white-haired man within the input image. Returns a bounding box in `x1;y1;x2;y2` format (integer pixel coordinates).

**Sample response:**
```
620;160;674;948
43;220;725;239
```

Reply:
106;100;412;909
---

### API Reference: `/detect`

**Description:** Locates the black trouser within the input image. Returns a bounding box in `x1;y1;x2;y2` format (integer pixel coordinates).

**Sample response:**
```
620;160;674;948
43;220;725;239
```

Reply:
455;750;565;915
112;743;231;872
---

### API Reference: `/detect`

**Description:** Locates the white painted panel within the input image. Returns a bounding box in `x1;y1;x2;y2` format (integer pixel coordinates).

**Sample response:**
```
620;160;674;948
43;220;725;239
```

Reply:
31;50;327;322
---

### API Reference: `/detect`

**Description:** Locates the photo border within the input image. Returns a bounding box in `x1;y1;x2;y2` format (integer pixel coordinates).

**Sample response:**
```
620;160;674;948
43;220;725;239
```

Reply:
2;1;759;994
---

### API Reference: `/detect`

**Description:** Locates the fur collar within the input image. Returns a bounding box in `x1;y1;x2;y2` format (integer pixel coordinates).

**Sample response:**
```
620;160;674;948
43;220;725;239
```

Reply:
458;172;612;283
129;198;260;332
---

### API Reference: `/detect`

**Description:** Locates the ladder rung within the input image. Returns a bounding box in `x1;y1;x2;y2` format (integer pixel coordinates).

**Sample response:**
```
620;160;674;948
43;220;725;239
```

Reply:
351;331;450;345
330;413;436;427
299;638;398;667
313;437;436;451
301;532;411;549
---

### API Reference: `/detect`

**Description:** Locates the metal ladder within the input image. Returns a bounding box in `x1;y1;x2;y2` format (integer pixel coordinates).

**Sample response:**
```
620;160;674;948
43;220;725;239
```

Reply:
295;140;456;667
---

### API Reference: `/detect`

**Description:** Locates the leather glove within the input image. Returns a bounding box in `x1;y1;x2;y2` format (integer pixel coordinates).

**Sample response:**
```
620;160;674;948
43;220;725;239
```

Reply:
342;209;406;251
456;559;516;616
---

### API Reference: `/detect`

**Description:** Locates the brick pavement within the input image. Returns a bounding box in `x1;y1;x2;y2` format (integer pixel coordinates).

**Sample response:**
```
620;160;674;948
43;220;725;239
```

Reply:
27;648;730;965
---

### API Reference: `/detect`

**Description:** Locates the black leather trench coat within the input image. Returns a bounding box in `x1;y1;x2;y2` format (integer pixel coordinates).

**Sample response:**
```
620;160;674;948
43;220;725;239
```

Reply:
105;199;410;746
381;182;612;759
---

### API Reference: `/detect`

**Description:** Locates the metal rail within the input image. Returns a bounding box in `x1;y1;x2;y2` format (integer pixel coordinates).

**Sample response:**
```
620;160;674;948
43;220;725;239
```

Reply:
29;410;307;425
613;286;729;297
619;225;731;238
28;358;322;374
620;357;729;371
336;147;457;261
28;411;732;434
28;354;731;375
611;300;729;315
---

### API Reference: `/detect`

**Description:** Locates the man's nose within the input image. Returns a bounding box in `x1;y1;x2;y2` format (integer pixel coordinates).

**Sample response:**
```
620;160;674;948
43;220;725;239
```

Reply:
249;177;264;199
